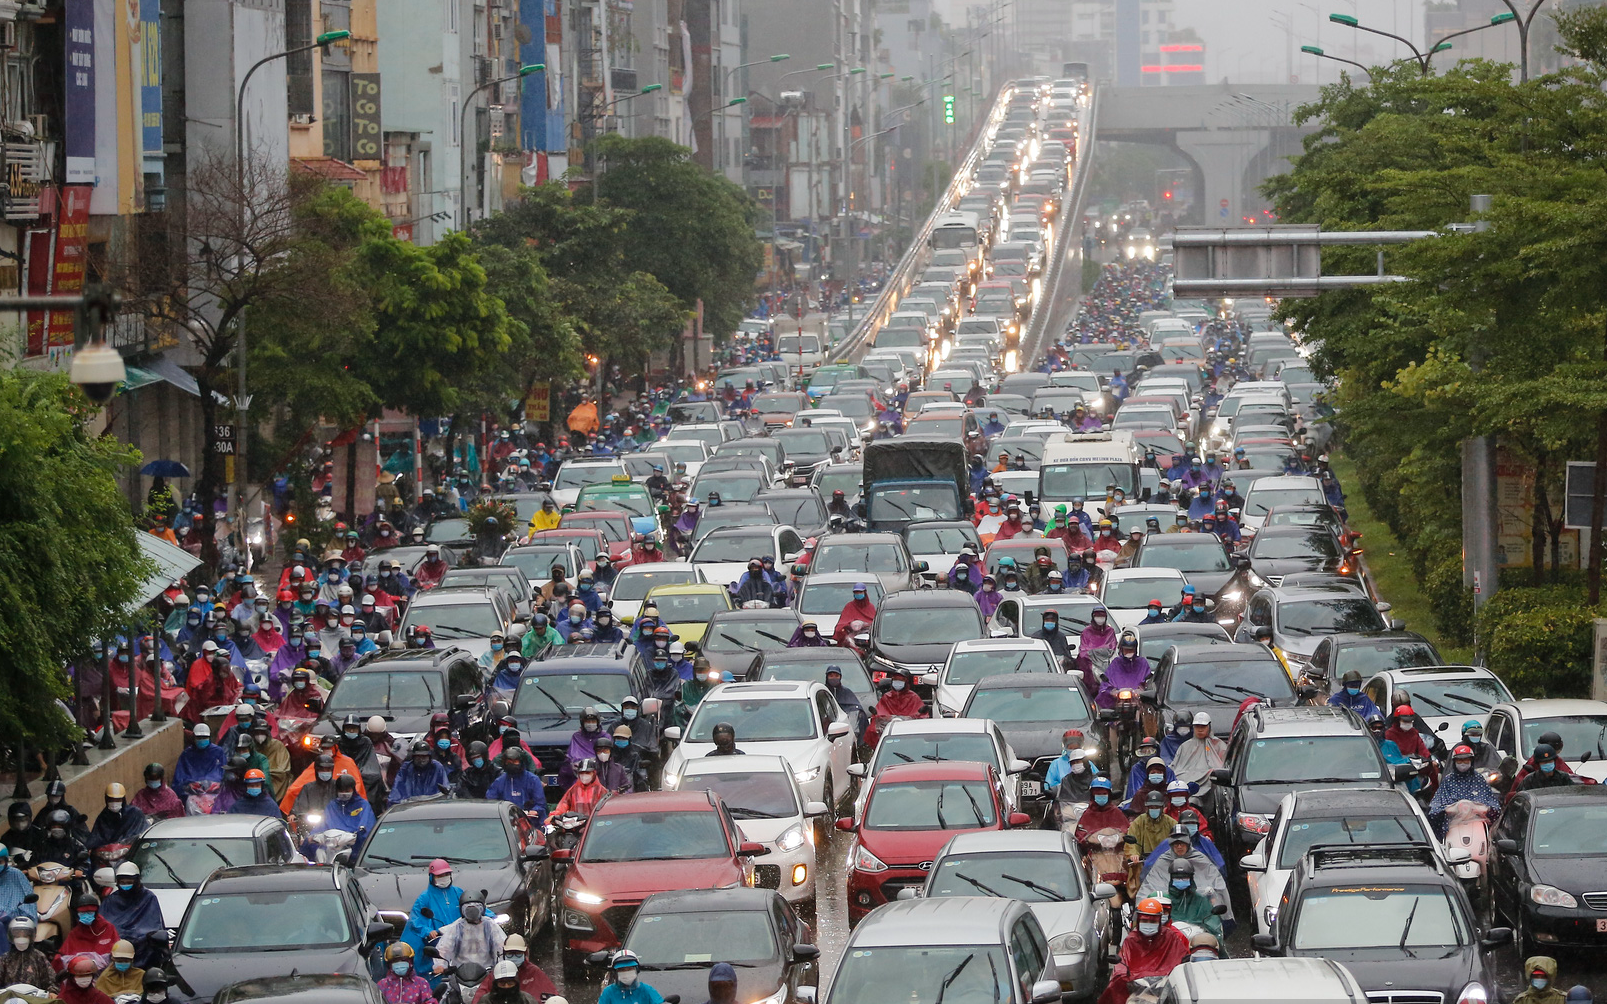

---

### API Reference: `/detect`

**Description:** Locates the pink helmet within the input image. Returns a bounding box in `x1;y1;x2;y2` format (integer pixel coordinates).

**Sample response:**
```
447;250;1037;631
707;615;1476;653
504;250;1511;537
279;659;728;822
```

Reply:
427;858;452;876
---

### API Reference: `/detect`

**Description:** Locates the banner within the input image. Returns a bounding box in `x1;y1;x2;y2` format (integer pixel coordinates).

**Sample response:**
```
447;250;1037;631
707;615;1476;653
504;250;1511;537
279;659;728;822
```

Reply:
64;0;95;183
23;229;51;357
526;384;550;422
139;0;160;157
47;185;92;347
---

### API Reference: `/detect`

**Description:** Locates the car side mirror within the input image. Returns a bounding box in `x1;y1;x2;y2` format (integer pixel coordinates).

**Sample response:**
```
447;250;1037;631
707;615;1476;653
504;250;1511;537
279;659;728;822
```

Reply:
915;560;930;572
1008;758;1030;774
1008;811;1032;827
1251;933;1277;953
738;841;769;857
1391;763;1414;783
641;697;663;717
828;721;851;739
792;944;820;962
1231;555;1249;569
1496;838;1518;854
364;919;395;944
896;887;921;901
1389;618;1405;631
847;763;866;778
853;632;871;647
588;950;612;966
1209;768;1231;785
1375;601;1393;613
1239;853;1266;872
377;910;408;932
783;552;802;564
1031;979;1063;1004
804;800;829;817
1093;882;1118;901
920;673;939;687
663;727;683;742
792;564;810;577
1481;927;1513;948
835;817;856;832
455;693;477;710
334;850;351;867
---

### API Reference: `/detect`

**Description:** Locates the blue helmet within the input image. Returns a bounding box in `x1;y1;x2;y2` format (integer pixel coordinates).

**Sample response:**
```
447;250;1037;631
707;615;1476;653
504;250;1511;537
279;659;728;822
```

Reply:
1090;775;1113;792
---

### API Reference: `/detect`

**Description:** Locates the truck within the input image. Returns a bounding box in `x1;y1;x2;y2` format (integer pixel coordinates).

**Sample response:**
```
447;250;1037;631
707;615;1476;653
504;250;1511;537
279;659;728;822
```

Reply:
859;437;969;533
1036;431;1143;521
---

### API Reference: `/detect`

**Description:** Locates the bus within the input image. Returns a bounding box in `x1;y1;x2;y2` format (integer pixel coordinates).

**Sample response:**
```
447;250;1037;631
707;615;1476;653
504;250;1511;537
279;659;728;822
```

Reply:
930;211;980;252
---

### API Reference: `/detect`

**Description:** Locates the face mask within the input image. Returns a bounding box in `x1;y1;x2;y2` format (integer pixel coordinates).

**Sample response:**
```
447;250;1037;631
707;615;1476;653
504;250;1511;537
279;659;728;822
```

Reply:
75;976;95;989
1093;614;1106;624
1137;921;1160;937
1399;721;1414;731
1189;950;1216;962
1148;773;1164;785
623;709;638;720
78;912;97;926
48;829;65;840
1346;685;1361;695
307;646;321;656
492;641;504;651
1043;620;1057;631
436;738;452;751
891;680;906;691
618;970;639;987
10;819;25;832
1070;761;1086;775
1454;760;1472;773
472;758;485;768
983;584;995;593
506;953;525;966
295;681;308;691
147;993;168;1003
118;880;134;892
1093;793;1109;806
107;800;124;813
245;785;263;797
1534;979;1549;991
463;904;484;922
1541;761;1556;774
582;722;599;734
11;938;28;951
115;961;132;973
1171;796;1187;807
1184;822;1199;836
392;961;412;976
597;749;612;762
1172;879;1191;891
1148;808;1162;819
142;775;161;789
344;729;359;741
337;792;353;804
579;772;596;784
195;739;210;750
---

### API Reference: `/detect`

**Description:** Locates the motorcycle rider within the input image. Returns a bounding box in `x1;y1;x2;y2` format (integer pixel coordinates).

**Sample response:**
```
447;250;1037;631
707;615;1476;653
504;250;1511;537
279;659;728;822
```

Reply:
94;939;143;998
227;768;282;817
867;669;926;744
37;809;89;872
708;723;743;757
558;708;606;788
1513;958;1567;1004
1457;720;1503;770
553;758;607;816
0;916;55;989
1428;744;1502;838
378;942;435;1003
432;890;506;979
1095;630;1149;710
136;967;171;1003
1328;669;1381;718
832;584;879;647
594;735;635;794
1032;612;1072;665
591;608;626;644
1171;593;1212;623
1186;930;1222;962
335;713;388;808
483;958;539;1003
1045;735;1092;790
173;723;228;799
486;749;548;822
824;666;866;738
597;951;665;1004
58;954;112;1004
83;782;142;854
1073;776;1130;850
1124;751;1176;808
402;858;462;963
1139;828;1229;915
1169;713;1227;794
1096;897;1188;1004
676;662;725;728
55;891;117;973
393;739;451;803
1515;744;1577;795
474;933;558;1002
0;845;33;929
99;863;162;969
0;804;42;868
457;742;499;799
1152;859;1223;941
1128;792;1175;857
313;774;376;856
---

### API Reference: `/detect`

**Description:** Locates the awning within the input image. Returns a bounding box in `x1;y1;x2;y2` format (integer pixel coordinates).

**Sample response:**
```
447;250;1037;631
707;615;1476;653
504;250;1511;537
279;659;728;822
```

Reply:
119;355;201;396
119;366;163;392
293;157;368;182
134;532;203;607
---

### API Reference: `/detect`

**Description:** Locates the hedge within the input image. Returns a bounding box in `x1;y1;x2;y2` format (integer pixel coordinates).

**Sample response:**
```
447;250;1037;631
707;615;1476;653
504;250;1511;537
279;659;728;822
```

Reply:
1476;585;1603;698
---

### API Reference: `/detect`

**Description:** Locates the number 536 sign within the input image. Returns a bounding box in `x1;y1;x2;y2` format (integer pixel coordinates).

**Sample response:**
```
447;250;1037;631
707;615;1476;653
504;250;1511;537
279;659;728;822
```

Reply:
352;74;382;160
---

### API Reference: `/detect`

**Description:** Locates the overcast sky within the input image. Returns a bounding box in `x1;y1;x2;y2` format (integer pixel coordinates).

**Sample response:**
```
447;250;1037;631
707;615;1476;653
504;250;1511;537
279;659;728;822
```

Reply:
1191;0;1424;85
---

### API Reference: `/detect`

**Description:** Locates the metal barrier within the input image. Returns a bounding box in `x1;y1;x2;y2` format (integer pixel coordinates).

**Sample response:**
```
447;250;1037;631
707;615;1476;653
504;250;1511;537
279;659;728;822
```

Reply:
1020;88;1101;367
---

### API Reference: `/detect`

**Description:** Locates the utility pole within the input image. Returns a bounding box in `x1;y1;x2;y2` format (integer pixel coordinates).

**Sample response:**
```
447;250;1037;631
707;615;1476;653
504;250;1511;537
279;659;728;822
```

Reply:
1462;194;1500;623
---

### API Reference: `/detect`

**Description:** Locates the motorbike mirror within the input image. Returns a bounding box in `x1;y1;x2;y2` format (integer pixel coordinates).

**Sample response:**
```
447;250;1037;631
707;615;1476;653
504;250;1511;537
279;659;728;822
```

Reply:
1231;555;1249;569
521;844;550;861
853;632;871;647
792;564;810;577
419;907;434;920
664;996;682;1004
422;945;442;959
640;697;662;716
1250;934;1277;953
1122;833;1138;844
21;894;35;904
1389;618;1405;631
1211;903;1228;916
364;919;395;942
791;944;821;964
834;817;855;832
914;560;930;573
454;693;476;709
587;950;612;966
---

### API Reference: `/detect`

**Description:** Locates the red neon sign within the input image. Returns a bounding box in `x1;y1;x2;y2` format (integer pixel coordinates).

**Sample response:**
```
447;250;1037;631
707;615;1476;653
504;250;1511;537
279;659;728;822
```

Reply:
1159;44;1203;52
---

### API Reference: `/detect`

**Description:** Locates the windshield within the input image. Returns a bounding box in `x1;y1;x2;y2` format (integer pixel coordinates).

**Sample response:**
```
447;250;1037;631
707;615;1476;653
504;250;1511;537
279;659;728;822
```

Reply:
1102;576;1182;610
811;369;852;390
660;443;708;466
1240;736;1385;784
179;891;351;950
1291;886;1465;951
693;475;763;503
1139;541;1231;573
764;494;827;529
878;606;984;646
814;541;907;574
929;851;1082;901
814;468;863;502
704;618;799;653
1279;598;1386;636
677;427;726;449
829;946;1012;1004
627;910;779;967
1329;643;1443;678
877;329;925;348
513;673;630;717
945;647;1055;686
326;672;441;713
1521;715;1607;761
1166;657;1295;706
1381;677;1507;717
563;515;630;546
648;591;730;623
872;733;999;773
611;567;699;601
1277;814;1428;869
423;520;470;544
761;657;874;704
131;838;256;888
693;533;777;563
965;685;1090;725
773;430;831;454
1245;486;1327;518
362;816;512;868
775;336;821;356
579;811;731;863
677;769;800;820
554;464;625;491
907;526;980;555
1253;533;1340;560
799;580;885;618
753;393;806;414
865;780;998;830
404;602;500;639
578;490;653;518
932;227;978;249
688;698;817;741
869;486;963;523
694;511;778;542
1531;802;1607;856
1040;463;1137;499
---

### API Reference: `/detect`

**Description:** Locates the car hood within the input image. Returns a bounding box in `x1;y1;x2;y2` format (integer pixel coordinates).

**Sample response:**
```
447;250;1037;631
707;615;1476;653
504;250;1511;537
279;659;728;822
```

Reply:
999;725;1078;765
874;639;963;670
152;887;196;928
858;824;996;867
1249;557;1335;582
355;864;523;913
912;551;962;580
173;945;366;1002
1238;779;1393;816
1178;570;1235;595
1108;608;1149;630
1291;945;1483;997
670;740;826;773
1532;852;1607;892
735;815;806;845
566;857;744;900
635;963;787;1004
664;620;712;645
1028;899;1096;942
695;561;754;590
1278;633;1325;659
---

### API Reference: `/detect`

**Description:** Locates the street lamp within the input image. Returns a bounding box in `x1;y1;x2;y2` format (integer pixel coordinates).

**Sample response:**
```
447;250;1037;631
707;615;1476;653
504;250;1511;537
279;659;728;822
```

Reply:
1301;44;1371;78
232;26;350;518
717;55;786;184
693;96;748;121
459;63;544;228
1491;1;1543;82
1327;11;1506;74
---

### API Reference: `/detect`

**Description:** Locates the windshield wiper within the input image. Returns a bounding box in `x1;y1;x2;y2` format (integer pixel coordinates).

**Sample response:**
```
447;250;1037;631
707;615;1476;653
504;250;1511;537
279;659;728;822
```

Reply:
936;785;950;830
412;854;481;864
526;684;572;722
575;688;618;712
999;873;1068;902
717;631;763;653
954;871;1005;897
727;807;779;820
934;953;976;1004
145;849;184;886
986;949;1000;1004
1184;680;1237;703
1219;685;1268;700
204;843;235;869
755;630;792;647
430;626;477;640
961;785;986;826
1440;691;1493;712
889;751;915;763
364;853;412;867
1397;895;1421;958
1409;692;1456;717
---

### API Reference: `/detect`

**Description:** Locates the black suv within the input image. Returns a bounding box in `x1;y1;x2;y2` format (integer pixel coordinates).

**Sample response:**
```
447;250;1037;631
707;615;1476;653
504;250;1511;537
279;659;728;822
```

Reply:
1253;843;1510;1003
1207;705;1408;859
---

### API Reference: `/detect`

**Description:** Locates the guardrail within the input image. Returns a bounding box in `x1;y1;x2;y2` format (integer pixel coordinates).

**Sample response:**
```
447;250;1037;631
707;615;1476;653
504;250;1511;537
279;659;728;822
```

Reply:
823;85;1016;365
1019;87;1100;367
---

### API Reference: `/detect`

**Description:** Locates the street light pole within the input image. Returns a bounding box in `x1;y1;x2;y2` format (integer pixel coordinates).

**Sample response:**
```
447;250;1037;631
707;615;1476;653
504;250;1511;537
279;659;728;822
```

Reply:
1301;44;1372;78
233;28;349;521
459;63;545;229
719;54;788;181
1495;0;1544;82
1328;11;1510;74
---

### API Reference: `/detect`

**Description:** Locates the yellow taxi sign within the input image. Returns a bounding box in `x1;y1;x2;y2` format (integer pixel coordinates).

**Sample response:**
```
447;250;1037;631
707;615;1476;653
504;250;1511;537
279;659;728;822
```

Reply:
611;473;633;485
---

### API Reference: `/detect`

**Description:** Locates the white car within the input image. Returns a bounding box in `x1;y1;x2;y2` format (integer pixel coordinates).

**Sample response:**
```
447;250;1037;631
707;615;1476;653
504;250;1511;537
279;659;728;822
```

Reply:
669;754;828;907
663;680;856;810
902;522;981;586
549;458;628;507
1357;664;1514;739
688;525;808;594
924;637;1060;717
849;717;1030;820
794;572;886;627
606;562;703;622
654;438;713;479
1098;568;1189;629
129;815;304;926
1239;476;1327;534
1481;698;1607;783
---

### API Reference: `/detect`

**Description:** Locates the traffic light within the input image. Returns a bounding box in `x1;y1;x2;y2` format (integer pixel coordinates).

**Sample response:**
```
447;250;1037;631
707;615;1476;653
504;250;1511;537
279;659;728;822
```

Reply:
943;94;955;124
1163;189;1173;201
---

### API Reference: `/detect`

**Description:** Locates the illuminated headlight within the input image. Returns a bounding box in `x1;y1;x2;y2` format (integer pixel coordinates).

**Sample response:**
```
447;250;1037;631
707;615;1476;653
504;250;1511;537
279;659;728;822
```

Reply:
1124;247;1136;260
1531;884;1578;908
752;986;790;1004
1245;571;1266;588
793;765;822;784
662;771;680;787
1220;590;1242;601
776;823;808;852
564;888;605;906
1458;983;1488;1004
1047;931;1085;954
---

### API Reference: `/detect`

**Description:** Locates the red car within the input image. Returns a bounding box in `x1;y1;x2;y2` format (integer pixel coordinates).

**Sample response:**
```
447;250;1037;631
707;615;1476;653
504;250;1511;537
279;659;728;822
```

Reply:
530;525;633;571
838;761;1028;926
554;789;767;969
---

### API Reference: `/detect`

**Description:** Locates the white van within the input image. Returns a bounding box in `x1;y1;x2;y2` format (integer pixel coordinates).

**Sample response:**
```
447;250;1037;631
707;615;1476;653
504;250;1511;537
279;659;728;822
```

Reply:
1037;431;1141;521
776;331;825;372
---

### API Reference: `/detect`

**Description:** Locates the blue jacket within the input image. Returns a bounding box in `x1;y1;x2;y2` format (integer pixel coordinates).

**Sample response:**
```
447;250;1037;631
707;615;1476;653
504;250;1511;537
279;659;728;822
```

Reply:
598;978;666;1004
320;795;377;854
486;770;548;821
392;760;451;803
1044;752;1091;790
227;791;283;818
1125;760;1176;802
173;742;228;794
0;866;36;927
574;587;605;613
1328;689;1380;721
1142;833;1225;871
99;885;163;967
402;883;463;959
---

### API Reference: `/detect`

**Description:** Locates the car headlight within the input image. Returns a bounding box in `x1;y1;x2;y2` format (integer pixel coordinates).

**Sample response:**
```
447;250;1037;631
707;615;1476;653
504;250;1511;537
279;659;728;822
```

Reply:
850;842;888;873
1236;812;1272;835
1047;931;1085;954
564;888;605;906
1245;571;1266;588
1457;983;1488;1004
1531;884;1578;908
776;823;808;852
1220;590;1242;601
793;765;822;784
752;987;790;1004
662;771;680;787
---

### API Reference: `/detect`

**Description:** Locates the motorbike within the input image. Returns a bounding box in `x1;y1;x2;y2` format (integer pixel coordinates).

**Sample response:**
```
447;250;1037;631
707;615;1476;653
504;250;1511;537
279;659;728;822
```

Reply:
1083;827;1139;902
301;818;359;864
546;812;588;881
1097;677;1145;779
431;959;489;1004
28;862;72;949
1051;797;1089;835
1443;799;1493;902
0;985;57;1004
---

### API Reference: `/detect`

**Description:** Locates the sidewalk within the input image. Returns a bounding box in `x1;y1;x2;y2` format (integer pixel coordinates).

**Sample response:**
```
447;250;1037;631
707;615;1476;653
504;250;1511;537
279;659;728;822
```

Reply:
0;717;184;815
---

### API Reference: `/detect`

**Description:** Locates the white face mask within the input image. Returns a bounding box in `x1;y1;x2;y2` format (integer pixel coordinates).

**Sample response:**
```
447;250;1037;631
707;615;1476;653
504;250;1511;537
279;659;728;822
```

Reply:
433;875;452;889
11;937;28;951
618;970;639;987
75;976;95;988
147;993;168;1004
107;801;123;813
1400;721;1414;731
1137;921;1160;937
1069;761;1086;774
891;680;906;691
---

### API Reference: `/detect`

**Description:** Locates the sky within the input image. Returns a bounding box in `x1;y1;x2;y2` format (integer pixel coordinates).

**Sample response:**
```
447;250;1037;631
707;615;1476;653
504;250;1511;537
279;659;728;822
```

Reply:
1193;0;1425;86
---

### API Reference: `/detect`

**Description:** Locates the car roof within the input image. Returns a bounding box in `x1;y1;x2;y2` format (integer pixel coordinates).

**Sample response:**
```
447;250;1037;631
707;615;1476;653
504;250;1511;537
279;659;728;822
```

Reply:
199;864;343;894
710;608;802;622
1248;475;1321;490
142;815;283;840
882;590;978;610
1245;705;1365;736
1290;787;1418;814
596;790;721;815
972;672;1081;691
1168;642;1279;664
1501;698;1607;717
846;897;1020;947
708;680;813;699
374;798;509;822
951;638;1053;653
886;717;994;737
638;887;783;914
699;526;779;540
877;761;993;784
1172;958;1361;999
646;583;729;597
679;753;792;776
1512;785;1607;807
938;829;1071;855
409;587;497;606
816;532;904;546
1267;584;1369;601
800;572;881;586
532;643;634;669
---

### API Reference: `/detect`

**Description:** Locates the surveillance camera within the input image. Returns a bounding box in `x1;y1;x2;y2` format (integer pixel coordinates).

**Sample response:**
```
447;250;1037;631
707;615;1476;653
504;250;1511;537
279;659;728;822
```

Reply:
69;341;127;404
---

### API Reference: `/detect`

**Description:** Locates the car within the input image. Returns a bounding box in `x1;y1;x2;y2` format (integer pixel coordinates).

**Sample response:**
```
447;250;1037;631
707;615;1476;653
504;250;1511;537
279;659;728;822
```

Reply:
554;789;767;967
960;673;1099;793
691;467;770;504
1261;503;1354;548
769;429;840;484
1209;705;1410;860
500;542;586;592
1149;642;1297;739
1306;630;1444;688
529;527;632;572
1097;568;1190;629
839;761;1030;925
1357;664;1514;737
1481;698;1607;782
984;538;1070;580
663;680;855;814
1238;475;1328;533
500;643;653;795
749;648;876;722
1131;622;1232;663
642;582;734;647
824;897;1062;1004
317;647;482;740
422;518;476;549
918;830;1118;999
668;756;829;907
351;797;554;941
1242;525;1355;588
654;438;713;478
902;520;982;586
1490;785;1607;953
852;717;1032;819
575;479;661;541
212;974;384;1004
806;532;927;597
1128;534;1236;594
398;587;513;660
689;502;781;543
437;565;533;619
167;864;404;1004
1251;842;1508;1004
1236;583;1393;671
794;572;886;627
757;487;831;537
1239;787;1438;936
989;594;1102;642
550;458;629;507
865;589;987;685
606;562;703;623
927;638;1061;718
129;815;305;927
688;525;808;591
699;607;801;678
1160;957;1368;1004
610;888;819;1000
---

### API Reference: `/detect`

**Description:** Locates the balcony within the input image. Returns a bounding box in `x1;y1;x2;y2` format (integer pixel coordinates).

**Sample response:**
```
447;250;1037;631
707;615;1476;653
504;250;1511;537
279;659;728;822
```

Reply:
4;140;47;220
748;168;784;187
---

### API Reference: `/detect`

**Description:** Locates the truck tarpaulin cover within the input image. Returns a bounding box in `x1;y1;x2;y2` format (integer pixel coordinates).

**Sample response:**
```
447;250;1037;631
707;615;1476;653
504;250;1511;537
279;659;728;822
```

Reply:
862;437;969;498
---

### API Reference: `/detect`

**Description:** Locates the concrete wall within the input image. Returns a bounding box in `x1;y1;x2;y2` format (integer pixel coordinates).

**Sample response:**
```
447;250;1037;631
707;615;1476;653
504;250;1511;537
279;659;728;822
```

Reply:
28;719;184;818
377;0;467;241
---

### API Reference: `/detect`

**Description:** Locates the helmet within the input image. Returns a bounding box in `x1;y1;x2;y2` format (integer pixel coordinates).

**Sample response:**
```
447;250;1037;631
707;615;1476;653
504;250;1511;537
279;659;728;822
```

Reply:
115;862;140;879
494;959;521;982
243;768;266;783
1169;857;1196;879
1452;744;1474;759
575;758;599;775
413;739;434;757
1188;930;1221;955
6;916;35;939
368;715;387;735
611;950;642;970
68;955;98;977
386;942;416;962
1090;775;1113;792
1135;897;1166;921
504;934;528;952
1462;719;1483;733
1118;630;1137;651
335;773;358;794
105;782;126;800
1341;669;1363;685
143;968;172;991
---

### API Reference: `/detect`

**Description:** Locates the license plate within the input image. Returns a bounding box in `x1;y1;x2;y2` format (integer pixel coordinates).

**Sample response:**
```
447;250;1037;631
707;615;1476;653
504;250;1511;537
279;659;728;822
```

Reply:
1596;919;1607;933
1021;781;1043;797
543;774;558;786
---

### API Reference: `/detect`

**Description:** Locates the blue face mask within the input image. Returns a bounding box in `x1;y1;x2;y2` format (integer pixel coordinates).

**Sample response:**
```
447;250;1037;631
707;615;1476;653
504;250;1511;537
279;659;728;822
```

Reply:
118;881;134;892
579;582;593;593
491;641;503;651
653;660;668;671
245;786;263;797
114;961;132;973
195;739;210;749
623;708;638;720
471;757;485;768
1172;878;1191;891
1346;685;1361;695
1093;793;1109;806
614;738;630;749
1541;761;1556;774
1147;807;1162;819
78;912;96;926
392;961;411;976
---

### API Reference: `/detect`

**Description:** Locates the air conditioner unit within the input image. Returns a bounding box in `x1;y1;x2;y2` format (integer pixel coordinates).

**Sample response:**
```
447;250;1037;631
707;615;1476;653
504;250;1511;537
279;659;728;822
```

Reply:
28;114;47;138
0;23;18;51
290;113;315;125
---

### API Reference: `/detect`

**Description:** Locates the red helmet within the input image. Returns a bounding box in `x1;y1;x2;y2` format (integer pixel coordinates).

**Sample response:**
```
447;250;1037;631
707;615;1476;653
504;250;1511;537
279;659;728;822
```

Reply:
1452;744;1474;759
1135;897;1166;920
243;768;266;783
278;589;296;603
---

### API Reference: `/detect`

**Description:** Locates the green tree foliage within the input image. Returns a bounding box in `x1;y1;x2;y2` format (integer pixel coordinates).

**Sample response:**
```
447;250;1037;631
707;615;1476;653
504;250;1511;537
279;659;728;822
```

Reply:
0;369;151;747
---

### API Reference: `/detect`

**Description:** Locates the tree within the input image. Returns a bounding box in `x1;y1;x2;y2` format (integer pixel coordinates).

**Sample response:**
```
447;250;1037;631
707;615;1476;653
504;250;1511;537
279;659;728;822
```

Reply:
0;368;151;749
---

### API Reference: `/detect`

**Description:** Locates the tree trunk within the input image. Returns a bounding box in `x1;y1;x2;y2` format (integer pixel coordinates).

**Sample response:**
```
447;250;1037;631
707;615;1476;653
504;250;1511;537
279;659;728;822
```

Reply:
1532;459;1549;587
344;433;359;526
1590;409;1607;605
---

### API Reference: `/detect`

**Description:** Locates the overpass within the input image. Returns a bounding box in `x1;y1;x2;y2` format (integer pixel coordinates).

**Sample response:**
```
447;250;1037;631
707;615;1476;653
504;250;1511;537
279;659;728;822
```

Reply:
1097;83;1323;225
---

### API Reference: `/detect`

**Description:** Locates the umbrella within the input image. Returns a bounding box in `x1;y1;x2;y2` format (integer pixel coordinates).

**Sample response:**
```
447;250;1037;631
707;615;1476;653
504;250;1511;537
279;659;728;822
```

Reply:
140;459;192;478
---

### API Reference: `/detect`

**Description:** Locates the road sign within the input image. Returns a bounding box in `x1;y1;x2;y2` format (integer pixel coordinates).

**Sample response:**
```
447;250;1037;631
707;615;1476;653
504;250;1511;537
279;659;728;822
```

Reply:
213;424;236;455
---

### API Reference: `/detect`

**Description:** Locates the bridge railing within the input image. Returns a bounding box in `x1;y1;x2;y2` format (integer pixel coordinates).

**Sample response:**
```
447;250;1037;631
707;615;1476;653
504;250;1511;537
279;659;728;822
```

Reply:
1021;87;1100;367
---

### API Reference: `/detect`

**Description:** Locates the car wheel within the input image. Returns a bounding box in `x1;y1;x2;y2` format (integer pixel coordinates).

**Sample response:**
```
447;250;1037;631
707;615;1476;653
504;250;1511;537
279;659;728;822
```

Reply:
1517;911;1539;961
816;779;835;842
